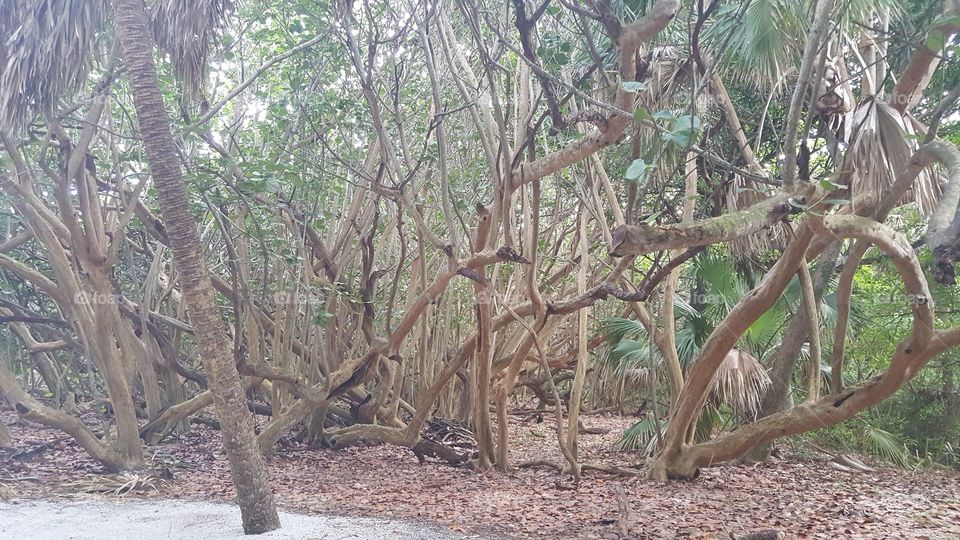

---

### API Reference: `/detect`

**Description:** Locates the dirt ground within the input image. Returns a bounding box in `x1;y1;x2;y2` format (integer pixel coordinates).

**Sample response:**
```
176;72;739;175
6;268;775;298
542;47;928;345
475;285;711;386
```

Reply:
2;408;959;539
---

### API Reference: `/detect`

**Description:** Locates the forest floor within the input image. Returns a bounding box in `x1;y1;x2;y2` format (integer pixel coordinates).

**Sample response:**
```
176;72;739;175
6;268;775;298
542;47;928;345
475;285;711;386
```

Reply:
2;407;959;539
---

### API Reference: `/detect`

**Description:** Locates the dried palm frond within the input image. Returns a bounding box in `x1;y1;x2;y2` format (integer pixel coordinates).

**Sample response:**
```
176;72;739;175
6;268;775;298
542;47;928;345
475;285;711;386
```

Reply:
622;367;652;387
0;482;15;500
0;0;107;129
710;348;771;416
844;96;940;215
62;472;171;496
149;0;233;104
635;46;690;112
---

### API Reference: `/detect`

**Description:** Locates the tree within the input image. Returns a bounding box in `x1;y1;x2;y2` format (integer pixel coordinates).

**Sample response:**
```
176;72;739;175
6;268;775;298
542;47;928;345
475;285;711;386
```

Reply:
0;0;959;501
111;0;280;532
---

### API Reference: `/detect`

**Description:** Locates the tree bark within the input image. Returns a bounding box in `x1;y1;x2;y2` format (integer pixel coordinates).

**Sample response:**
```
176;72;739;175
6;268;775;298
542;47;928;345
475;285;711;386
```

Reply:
652;215;934;479
748;240;841;462
0;415;13;449
112;0;280;533
0;360;128;471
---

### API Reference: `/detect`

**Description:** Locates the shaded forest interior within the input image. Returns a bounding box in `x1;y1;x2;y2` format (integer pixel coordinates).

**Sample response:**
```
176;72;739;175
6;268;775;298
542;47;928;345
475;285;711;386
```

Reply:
1;0;960;537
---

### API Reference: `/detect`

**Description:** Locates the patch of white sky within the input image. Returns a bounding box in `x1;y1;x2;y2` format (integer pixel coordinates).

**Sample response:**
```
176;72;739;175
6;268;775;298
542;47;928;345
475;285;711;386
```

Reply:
201;3;420;158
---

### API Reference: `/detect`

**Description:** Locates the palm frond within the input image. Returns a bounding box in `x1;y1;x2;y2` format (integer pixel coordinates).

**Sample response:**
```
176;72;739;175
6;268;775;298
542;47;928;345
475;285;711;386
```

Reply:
63;472;171;496
694;403;724;443
710;348;772;415
845;96;940;216
616;412;666;455
703;0;808;89
743;303;789;355
860;423;912;468
608;338;658;376
150;0;233;103
674;326;701;367
692;252;746;313
0;0;107;129
835;0;902;32
672;295;700;320
600;317;648;342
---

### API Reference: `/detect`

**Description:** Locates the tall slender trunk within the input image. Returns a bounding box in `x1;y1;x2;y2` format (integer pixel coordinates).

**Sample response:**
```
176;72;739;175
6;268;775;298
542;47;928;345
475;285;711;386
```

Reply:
112;0;280;533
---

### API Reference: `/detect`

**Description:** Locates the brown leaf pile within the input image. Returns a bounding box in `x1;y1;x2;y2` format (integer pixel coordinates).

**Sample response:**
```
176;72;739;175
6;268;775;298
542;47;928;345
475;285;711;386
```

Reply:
2;409;958;539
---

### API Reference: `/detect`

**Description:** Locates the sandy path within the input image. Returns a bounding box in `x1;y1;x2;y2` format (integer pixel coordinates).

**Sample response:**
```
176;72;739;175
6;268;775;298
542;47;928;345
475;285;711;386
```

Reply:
0;499;485;539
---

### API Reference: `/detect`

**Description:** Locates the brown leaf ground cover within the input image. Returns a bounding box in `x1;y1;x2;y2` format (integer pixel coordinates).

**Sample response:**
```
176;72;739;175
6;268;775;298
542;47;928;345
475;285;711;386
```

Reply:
2;408;958;539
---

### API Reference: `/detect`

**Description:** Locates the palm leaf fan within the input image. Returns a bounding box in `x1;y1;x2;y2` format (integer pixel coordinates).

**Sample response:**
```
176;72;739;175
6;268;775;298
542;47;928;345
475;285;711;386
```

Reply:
694;403;724;442
616;412;666;454
634;46;697;117
710;348;771;416
702;0;807;91
843;96;940;216
149;0;232;104
860;423;911;467
0;0;107;129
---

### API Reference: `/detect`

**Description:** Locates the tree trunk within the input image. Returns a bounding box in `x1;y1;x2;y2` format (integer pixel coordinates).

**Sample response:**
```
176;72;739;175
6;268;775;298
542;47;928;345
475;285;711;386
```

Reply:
112;0;280;533
0;360;128;471
747;241;841;461
0;416;12;449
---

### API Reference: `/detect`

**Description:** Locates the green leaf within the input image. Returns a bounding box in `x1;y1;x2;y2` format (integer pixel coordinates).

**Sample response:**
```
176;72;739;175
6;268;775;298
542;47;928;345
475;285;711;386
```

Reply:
622;81;646;93
634;108;651;122
237;179;263;193
642;211;662;224
672;115;701;134
932;13;960;28
862;424;912;467
653;110;675;121
625;158;652;182
926;30;946;51
663;115;701;146
264;177;282;194
617;414;667;454
312;310;333;327
819;179;844;191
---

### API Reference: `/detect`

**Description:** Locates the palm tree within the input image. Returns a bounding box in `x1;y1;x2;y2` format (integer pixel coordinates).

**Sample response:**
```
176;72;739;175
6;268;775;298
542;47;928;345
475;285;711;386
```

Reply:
111;0;280;533
1;1;279;529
